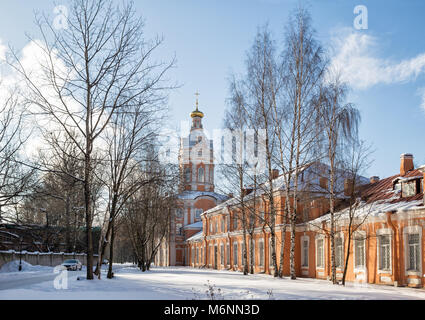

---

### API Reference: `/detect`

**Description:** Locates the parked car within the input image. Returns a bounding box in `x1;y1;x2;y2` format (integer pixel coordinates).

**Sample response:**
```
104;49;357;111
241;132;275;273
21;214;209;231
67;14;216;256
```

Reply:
61;259;82;271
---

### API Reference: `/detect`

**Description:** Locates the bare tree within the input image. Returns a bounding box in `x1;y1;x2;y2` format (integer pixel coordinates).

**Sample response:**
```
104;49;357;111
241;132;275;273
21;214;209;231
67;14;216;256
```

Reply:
0;88;34;223
277;6;326;280
316;73;360;284
340;140;372;285
7;0;174;279
95;97;168;279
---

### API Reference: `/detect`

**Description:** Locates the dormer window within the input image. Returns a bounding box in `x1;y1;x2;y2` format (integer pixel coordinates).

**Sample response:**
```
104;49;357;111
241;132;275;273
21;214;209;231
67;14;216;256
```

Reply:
198;149;202;157
198;136;202;143
402;181;416;197
400;178;422;198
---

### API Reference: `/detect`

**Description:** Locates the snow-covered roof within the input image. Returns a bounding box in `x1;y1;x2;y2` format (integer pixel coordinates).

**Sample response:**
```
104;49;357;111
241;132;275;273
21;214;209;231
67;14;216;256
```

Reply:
177;190;228;201
201;162;370;216
186;231;203;242
183;221;203;229
308;168;424;225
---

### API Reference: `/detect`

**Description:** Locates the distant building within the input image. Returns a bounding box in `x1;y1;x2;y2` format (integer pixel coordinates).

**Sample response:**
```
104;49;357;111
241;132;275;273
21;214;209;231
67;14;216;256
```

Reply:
156;96;227;266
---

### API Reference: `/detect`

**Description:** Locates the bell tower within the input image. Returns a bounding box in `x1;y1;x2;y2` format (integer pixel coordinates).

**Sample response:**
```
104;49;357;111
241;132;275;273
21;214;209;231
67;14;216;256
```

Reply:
179;92;214;192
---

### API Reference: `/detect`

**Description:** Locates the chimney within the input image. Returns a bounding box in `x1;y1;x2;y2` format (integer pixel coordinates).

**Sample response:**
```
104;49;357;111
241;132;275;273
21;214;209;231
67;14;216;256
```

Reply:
344;178;354;197
241;188;253;197
370;176;380;184
400;153;414;176
319;177;328;190
272;169;279;179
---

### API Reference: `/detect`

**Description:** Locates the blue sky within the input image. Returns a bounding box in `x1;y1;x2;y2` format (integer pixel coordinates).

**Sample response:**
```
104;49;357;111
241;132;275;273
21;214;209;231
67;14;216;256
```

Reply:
0;0;424;178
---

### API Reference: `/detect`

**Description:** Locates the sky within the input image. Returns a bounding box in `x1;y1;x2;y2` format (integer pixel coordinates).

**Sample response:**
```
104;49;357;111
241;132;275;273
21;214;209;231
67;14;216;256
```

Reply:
0;0;424;178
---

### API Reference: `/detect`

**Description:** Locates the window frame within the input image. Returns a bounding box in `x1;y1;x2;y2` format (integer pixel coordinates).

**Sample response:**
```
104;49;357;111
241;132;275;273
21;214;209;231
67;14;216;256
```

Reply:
403;226;422;276
301;235;309;268
335;233;344;270
376;228;392;274
353;231;366;272
315;235;325;269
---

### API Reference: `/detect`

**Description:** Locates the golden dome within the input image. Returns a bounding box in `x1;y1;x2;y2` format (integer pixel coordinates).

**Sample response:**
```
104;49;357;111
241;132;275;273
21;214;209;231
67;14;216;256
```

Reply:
191;91;204;118
190;108;204;118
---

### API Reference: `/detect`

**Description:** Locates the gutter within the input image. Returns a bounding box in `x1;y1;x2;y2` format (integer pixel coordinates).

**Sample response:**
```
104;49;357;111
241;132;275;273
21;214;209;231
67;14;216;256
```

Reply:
386;210;400;286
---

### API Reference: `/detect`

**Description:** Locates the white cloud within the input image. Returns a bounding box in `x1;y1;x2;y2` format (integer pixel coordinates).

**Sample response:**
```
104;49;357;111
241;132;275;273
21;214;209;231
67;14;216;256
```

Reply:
329;29;425;90
417;87;425;113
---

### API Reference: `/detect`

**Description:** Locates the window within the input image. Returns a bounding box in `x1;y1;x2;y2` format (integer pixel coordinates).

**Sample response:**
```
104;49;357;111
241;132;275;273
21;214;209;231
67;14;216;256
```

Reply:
198;167;204;182
226;215;230;232
198;149;202;157
402;181;416;197
301;238;309;267
220;244;224;265
259;240;264;267
201;247;203;264
176;223;183;235
215;221;218;234
195;209;203;221
196;248;199;264
176;208;183;219
241;242;245;266
226;243;230;265
354;236;365;268
233;215;238;230
209;221;213;234
379;235;391;271
185;168;191;182
252;241;255;266
335;237;344;268
198;136;202;143
221;217;225;233
191;247;194;264
269;238;273;267
316;238;324;268
407;233;420;271
233;242;238;266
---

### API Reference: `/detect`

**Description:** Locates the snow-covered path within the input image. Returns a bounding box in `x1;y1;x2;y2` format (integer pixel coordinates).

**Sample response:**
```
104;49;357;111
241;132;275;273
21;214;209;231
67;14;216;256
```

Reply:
1;266;425;300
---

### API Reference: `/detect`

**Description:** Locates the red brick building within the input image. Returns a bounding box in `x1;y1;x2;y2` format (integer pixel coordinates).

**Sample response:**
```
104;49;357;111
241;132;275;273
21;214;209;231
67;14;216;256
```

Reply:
186;154;425;287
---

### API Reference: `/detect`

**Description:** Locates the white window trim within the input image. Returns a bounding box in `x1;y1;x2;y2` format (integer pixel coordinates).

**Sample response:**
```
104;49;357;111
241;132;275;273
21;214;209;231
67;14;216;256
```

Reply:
315;234;325;270
259;238;264;268
335;232;345;271
353;230;366;273
269;237;274;268
376;228;393;274
233;242;238;268
403;225;422;276
301;235;310;269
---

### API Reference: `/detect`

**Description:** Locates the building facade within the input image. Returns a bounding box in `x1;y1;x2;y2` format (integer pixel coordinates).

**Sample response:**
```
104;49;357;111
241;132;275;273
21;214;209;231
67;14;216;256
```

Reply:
186;154;425;288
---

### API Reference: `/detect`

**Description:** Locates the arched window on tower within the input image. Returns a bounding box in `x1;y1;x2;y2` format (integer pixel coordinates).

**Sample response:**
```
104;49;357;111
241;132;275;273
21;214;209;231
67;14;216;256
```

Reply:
198;167;204;183
185;168;191;182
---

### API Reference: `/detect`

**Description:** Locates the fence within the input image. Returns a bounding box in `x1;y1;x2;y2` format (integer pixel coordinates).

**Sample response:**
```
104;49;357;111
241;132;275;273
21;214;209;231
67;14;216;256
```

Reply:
0;250;99;269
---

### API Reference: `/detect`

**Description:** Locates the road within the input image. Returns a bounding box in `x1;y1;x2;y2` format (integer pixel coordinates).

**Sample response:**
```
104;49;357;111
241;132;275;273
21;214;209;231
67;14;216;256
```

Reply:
0;265;128;290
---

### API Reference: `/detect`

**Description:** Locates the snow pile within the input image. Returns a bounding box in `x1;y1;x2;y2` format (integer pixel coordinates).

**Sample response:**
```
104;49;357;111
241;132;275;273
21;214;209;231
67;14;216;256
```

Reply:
0;260;53;273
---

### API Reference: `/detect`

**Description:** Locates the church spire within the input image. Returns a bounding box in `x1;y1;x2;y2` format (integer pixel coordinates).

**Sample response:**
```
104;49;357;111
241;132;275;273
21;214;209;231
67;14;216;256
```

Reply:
190;90;204;119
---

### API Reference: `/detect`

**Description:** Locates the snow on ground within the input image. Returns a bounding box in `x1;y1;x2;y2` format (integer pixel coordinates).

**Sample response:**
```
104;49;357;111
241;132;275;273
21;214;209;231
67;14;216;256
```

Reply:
1;265;425;300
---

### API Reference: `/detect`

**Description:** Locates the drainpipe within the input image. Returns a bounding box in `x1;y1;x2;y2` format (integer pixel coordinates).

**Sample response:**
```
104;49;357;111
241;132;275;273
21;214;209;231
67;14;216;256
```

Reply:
386;211;399;286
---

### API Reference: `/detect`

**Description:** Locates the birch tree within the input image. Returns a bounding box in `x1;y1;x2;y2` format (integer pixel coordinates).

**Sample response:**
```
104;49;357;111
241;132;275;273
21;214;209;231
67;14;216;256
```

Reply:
278;6;326;280
317;73;360;284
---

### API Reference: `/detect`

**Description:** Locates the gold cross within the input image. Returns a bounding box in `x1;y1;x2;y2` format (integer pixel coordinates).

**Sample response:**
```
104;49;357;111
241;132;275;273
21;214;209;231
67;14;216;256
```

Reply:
195;91;200;110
